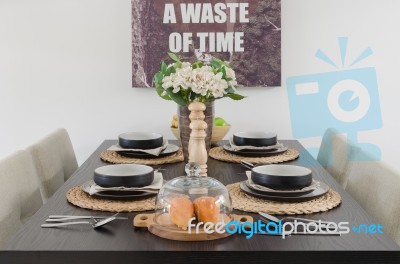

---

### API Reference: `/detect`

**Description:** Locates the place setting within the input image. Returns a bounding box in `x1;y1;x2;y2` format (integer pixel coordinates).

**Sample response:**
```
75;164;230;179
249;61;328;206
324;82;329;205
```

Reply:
227;162;342;215
209;131;300;164
66;163;164;212
100;132;184;165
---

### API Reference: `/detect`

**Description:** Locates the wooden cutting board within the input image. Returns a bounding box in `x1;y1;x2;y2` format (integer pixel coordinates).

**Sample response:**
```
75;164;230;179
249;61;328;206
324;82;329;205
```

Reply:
133;213;253;241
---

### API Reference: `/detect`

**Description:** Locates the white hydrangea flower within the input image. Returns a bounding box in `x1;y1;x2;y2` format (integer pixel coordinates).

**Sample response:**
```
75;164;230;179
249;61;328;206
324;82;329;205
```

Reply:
209;72;228;98
161;63;234;98
225;66;238;89
189;66;228;98
162;62;192;93
190;66;215;96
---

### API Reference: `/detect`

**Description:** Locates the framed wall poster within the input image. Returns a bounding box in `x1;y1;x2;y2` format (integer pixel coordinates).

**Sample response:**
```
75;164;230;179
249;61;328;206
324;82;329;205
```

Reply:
131;0;281;88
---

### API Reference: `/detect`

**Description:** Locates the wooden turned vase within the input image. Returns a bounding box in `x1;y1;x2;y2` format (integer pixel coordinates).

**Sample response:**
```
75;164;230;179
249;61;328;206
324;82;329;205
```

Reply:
177;101;214;162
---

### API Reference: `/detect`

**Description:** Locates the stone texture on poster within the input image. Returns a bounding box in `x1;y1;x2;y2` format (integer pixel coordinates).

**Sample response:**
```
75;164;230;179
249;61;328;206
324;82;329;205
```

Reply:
131;0;281;88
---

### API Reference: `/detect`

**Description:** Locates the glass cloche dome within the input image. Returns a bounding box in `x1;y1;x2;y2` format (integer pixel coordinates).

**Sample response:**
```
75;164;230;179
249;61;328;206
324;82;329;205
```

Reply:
155;163;232;231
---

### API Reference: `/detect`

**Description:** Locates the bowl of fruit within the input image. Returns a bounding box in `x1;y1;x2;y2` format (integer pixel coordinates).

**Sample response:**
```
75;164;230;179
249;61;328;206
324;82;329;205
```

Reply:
171;115;231;145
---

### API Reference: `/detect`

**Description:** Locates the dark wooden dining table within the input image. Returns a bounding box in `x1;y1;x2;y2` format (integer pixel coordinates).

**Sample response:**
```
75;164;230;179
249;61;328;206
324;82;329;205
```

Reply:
1;140;399;264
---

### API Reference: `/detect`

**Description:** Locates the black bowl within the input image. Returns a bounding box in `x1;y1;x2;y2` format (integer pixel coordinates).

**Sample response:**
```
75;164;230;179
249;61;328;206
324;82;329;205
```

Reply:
94;164;154;188
251;165;312;190
119;132;163;149
233;132;277;147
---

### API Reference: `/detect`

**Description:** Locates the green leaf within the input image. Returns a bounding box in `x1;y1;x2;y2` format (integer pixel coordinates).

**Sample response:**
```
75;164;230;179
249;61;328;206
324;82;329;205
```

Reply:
221;66;227;79
210;60;221;69
192;61;204;69
227;93;246;100
161;61;167;74
214;58;224;64
155;85;172;100
168;52;180;62
174;61;182;69
225;86;236;94
154;72;163;84
212;58;225;67
165;65;176;77
189;91;196;101
165;88;188;106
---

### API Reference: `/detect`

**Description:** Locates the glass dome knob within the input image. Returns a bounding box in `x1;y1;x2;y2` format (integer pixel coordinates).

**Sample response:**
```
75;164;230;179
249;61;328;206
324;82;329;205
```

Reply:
185;162;201;177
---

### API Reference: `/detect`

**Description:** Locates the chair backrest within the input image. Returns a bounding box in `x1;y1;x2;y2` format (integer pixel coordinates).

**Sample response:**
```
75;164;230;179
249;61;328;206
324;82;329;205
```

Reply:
317;128;359;188
0;150;43;248
27;128;78;202
345;151;400;246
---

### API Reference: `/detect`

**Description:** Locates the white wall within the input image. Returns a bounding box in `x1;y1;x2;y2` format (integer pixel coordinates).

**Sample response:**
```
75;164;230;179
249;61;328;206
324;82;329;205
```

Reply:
1;0;399;171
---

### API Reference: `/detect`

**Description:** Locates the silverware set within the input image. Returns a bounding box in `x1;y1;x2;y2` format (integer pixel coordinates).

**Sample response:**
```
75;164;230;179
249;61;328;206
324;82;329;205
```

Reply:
41;213;127;228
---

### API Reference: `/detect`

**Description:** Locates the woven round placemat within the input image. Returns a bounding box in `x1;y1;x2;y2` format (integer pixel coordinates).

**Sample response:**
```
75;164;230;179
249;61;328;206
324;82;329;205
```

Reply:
100;149;184;165
66;186;156;212
227;183;341;215
209;146;299;164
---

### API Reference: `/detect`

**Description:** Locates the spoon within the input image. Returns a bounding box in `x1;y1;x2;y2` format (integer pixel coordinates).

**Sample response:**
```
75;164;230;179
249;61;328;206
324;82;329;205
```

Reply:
41;213;119;228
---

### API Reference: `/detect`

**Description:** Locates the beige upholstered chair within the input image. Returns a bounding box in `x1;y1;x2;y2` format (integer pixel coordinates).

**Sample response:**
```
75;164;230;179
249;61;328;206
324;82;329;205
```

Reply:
317;128;359;188
27;128;78;202
0;150;43;248
345;151;400;246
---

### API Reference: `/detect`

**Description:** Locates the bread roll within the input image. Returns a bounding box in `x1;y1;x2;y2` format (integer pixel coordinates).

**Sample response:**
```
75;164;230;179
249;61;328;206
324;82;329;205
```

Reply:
169;196;194;230
193;196;220;224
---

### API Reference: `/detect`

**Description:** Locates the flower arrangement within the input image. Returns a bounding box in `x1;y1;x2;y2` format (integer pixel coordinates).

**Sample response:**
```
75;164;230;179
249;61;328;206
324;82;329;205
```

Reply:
154;52;245;106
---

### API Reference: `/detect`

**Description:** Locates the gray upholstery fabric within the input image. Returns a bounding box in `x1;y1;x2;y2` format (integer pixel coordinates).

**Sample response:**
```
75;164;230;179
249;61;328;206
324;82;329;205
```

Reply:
28;128;78;202
317;128;359;188
0;150;43;248
345;150;400;246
